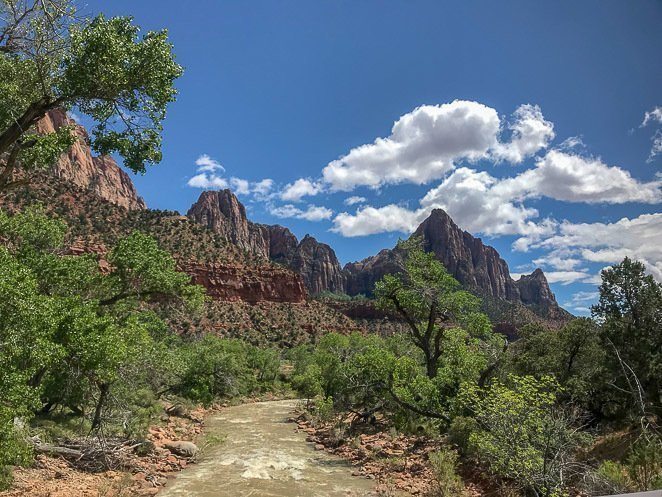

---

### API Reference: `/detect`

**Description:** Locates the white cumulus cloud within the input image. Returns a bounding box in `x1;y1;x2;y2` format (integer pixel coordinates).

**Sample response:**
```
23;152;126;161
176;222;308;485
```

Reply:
322;101;553;192
280;178;323;202
187;154;274;199
492;104;555;163
497;150;662;204
195;154;225;173
187;173;228;189
520;213;662;282
270;204;333;222
331;204;420;237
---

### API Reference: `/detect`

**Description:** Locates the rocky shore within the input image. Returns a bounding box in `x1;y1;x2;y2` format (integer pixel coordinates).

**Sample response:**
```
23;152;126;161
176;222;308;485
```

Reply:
293;412;484;496
0;405;211;497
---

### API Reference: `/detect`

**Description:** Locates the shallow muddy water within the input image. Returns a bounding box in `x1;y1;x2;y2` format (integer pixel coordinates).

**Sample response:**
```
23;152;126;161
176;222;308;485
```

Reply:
160;399;376;497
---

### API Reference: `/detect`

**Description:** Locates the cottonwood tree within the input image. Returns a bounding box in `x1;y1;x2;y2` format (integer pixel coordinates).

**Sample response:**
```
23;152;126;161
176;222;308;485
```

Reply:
375;238;492;379
0;208;204;434
0;0;182;191
592;257;662;418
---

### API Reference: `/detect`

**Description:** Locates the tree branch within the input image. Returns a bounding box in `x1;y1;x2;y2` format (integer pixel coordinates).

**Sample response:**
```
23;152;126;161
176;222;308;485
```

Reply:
386;383;451;422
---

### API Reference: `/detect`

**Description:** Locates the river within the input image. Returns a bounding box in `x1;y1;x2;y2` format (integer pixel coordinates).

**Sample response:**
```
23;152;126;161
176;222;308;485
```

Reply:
160;399;377;497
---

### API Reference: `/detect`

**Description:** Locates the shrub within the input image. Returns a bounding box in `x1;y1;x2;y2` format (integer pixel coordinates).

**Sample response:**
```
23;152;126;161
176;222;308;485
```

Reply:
466;375;582;497
428;448;465;497
626;436;662;491
447;416;478;454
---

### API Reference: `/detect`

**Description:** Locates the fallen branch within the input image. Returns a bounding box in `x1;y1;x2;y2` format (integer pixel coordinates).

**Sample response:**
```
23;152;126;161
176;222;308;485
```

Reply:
33;442;83;458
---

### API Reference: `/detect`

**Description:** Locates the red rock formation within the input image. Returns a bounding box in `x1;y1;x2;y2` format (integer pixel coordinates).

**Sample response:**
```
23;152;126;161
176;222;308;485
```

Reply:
36;109;146;210
181;262;307;304
413;209;521;301
344;208;566;319
187;191;566;319
60;240;307;304
516;268;557;307
289;235;346;295
188;190;346;295
344;249;402;297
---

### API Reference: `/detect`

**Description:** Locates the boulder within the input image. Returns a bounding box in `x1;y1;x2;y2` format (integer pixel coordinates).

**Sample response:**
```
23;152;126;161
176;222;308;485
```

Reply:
164;441;199;458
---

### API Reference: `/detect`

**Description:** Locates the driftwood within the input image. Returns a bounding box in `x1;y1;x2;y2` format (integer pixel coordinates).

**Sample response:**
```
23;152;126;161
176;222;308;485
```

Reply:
34;442;83;458
29;436;151;472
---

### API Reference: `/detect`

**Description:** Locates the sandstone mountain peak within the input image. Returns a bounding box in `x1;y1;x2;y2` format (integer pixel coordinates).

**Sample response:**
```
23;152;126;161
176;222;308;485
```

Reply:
345;207;567;323
186;188;568;324
187;190;346;295
25;106;569;327
37;109;146;211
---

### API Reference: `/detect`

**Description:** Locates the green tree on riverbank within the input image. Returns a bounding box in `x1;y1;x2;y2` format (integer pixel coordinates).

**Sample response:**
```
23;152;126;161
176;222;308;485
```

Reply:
0;0;182;191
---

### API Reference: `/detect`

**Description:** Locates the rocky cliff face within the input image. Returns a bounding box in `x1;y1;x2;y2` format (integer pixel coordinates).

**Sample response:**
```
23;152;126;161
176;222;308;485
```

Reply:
187;190;346;295
181;262;307;304
344;208;564;320
36;109;146;210
344;249;402;296
289;235;346;295
515;268;557;307
414;209;521;301
187;191;566;321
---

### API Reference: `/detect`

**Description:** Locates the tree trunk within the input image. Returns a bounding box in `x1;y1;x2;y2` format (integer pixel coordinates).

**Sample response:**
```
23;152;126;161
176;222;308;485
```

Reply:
425;351;438;379
0;97;55;156
91;383;110;431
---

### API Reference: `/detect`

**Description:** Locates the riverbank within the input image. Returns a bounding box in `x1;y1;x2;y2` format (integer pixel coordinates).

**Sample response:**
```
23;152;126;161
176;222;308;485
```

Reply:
293;411;484;497
0;403;213;497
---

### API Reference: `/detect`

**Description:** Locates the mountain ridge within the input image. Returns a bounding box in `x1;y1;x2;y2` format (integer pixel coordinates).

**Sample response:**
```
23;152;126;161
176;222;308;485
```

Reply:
186;189;571;324
28;108;570;327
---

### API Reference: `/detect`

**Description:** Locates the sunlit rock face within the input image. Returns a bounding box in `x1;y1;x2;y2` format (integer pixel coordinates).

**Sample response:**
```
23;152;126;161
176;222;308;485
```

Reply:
343;208;567;322
37;109;146;211
188;190;345;296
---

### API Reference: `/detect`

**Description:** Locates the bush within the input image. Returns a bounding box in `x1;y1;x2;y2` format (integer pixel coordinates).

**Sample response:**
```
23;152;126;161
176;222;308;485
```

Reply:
626;436;662;491
592;460;631;495
466;375;582;497
175;336;281;404
428;448;465;497
447;416;478;454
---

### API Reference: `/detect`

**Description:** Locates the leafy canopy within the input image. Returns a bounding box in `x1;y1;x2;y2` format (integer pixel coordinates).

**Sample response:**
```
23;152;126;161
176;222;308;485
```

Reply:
0;1;182;190
375;237;492;378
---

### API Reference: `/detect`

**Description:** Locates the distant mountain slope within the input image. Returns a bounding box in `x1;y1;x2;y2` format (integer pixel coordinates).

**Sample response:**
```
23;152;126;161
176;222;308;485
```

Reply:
187;190;572;326
0;174;363;342
188;190;346;295
18;108;570;330
36;109;146;211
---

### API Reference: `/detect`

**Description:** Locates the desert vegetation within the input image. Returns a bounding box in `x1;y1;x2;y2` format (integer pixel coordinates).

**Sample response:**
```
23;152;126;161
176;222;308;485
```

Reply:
290;241;662;496
0;1;660;496
0;207;288;490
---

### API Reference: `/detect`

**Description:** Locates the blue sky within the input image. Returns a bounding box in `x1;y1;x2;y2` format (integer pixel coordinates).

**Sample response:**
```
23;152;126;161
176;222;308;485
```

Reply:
83;0;662;314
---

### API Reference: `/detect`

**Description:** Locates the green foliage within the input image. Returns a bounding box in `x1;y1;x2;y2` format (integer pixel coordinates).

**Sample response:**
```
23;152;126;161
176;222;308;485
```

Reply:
18;126;77;170
447;416;479;454
592;258;662;417
465;375;583;497
175;336;280;405
62;15;182;172
0;1;182;187
594;460;630;495
0;246;52;489
102;230;205;310
626;435;662;491
0;207;205;483
592;435;662;493
291;363;324;400
375;238;491;379
428;447;466;497
508;318;607;411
